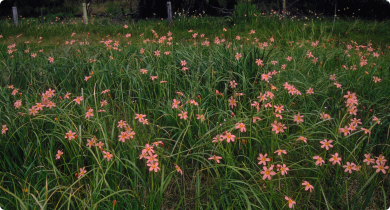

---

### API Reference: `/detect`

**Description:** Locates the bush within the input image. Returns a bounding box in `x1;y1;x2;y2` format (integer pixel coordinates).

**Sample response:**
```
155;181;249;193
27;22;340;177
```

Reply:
233;1;261;23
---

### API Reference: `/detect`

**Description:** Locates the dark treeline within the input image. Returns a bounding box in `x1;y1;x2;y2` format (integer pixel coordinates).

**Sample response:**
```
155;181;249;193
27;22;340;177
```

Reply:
0;0;389;20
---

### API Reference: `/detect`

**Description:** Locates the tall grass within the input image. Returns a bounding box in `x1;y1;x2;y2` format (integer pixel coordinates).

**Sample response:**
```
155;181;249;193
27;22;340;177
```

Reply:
0;13;389;209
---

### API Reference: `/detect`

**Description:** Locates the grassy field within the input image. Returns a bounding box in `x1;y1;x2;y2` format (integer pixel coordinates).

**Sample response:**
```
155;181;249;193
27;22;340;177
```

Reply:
0;13;390;209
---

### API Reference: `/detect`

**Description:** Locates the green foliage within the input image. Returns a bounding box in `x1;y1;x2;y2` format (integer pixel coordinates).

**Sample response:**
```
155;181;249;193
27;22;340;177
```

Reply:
0;15;389;209
233;1;261;23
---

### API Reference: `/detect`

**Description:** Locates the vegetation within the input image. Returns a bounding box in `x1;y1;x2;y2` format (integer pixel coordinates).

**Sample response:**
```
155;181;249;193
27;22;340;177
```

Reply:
0;12;389;209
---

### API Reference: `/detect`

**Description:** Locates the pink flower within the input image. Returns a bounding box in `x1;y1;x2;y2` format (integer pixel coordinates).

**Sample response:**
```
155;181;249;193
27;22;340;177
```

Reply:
196;114;205;122
11;89;18;95
85;109;94;119
329;153;341;165
373;116;381;124
103;151;113;161
135;114;146;122
29;107;38;116
274;113;282;119
223;132;236;143
257;153;270;165
48;57;54;63
78;167;87;178
261;165;276;180
140;69;148;74
297;136;307;143
285;196;296;209
350;118;362;125
343;162;354;173
146;154;158;164
302;181;314;192
229;80;238;88
277;164;289;175
228;96;237;109
152;141;163;147
33;103;45;111
363;154;375;165
96;141;104;149
14;100;22;109
118;132;127;142
313;156;325;166
334;82;342;88
142;144;155;155
235;123;246;132
141;118;149;125
65;130;76;140
212;135;224;143
117;120;127;128
271;120;287;134
101;89;110;94
178;111;188;120
320;112;331;120
375;154;387;165
55;150;63;160
1;125;8;135
373;76;381;83
274;150;287;156
348;123;357;131
172;99;180;109
64;92;71;99
235;53;242;60
373;162;389;174
293;112;304;124
320;139;333;150
139;153;147;160
86;138;95;148
274;104;284;113
100;100;108;107
175;164;183;175
257;93;268;102
306;88;314;95
73;96;83;105
147;162;161;172
339;126;350;136
255;59;263;66
361;128;371;134
46;101;55;109
253;117;261;123
208;155;222;163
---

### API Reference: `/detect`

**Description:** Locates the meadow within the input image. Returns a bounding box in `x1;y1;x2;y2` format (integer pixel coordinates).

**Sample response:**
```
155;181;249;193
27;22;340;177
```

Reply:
0;12;390;209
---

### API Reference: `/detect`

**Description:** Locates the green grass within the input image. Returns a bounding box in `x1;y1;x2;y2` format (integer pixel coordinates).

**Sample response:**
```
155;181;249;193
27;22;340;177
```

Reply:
0;13;389;209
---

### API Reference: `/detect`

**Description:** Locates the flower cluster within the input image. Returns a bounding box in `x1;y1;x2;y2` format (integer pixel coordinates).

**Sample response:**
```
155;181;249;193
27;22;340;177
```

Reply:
140;142;163;172
283;82;301;95
117;120;136;142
